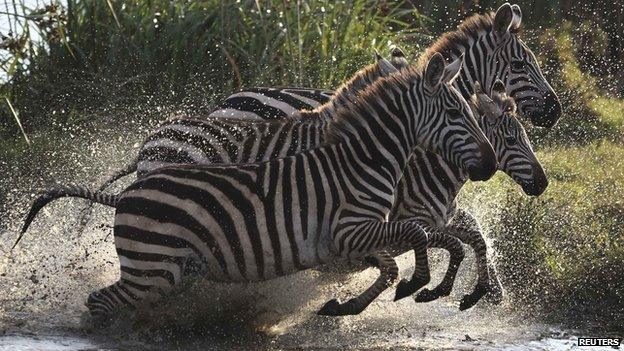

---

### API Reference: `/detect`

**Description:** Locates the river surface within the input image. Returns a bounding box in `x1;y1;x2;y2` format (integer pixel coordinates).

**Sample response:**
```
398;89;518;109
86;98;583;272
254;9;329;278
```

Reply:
0;117;618;350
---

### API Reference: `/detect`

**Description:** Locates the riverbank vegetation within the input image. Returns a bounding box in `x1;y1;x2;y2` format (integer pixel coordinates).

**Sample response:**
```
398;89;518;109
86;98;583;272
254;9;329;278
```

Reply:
1;0;622;329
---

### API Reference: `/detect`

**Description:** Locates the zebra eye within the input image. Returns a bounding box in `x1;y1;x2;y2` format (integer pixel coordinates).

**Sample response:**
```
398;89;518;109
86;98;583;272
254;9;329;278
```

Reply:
510;61;525;71
447;108;463;120
505;136;517;145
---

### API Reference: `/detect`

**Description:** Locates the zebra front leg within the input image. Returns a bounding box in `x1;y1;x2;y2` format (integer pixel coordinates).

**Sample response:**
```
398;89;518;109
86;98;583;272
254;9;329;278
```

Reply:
319;220;429;313
413;231;465;303
448;210;503;310
317;251;398;316
455;226;491;310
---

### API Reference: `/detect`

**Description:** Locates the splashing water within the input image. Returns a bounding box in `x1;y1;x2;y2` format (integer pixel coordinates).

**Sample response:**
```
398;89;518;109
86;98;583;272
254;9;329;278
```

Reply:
0;112;612;350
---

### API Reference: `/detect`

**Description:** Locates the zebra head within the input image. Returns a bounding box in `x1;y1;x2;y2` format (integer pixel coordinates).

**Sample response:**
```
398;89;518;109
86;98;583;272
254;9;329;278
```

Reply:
490;3;561;128
472;80;548;196
421;53;497;181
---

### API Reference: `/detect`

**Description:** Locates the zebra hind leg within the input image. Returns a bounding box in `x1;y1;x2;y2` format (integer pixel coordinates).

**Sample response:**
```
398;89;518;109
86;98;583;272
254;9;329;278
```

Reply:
413;231;465;303
317;251;398;316
86;258;188;320
86;281;141;320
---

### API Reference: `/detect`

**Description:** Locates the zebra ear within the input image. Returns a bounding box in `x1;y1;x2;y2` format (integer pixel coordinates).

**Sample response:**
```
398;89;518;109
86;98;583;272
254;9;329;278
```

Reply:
373;49;398;76
510;4;522;30
494;3;514;36
440;55;463;84
424;53;445;89
378;56;399;76
389;45;409;70
492;79;506;95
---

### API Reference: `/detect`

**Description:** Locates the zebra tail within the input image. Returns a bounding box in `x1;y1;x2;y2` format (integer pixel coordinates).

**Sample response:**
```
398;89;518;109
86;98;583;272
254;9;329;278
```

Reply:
12;186;120;251
97;157;138;192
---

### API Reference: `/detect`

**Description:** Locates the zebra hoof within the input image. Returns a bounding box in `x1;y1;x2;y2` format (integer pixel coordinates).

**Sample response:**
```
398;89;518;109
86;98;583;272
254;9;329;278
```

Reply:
317;299;363;316
317;299;343;316
414;286;450;303
394;279;420;301
459;282;489;311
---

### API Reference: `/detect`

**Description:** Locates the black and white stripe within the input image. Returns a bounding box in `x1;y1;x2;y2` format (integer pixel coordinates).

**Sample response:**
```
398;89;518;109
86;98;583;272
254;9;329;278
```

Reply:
30;54;497;318
207;87;333;121
391;80;547;309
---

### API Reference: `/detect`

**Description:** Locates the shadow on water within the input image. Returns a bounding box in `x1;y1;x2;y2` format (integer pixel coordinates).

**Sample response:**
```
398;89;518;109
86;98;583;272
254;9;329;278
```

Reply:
0;113;618;350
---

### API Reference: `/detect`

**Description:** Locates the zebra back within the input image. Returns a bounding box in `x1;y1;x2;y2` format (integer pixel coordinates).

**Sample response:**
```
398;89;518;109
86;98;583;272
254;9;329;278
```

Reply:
136;54;403;176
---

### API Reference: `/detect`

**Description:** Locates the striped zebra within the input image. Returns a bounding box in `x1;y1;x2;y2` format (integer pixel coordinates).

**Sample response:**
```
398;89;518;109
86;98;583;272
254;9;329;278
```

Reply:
390;80;547;309
18;3;562;310
15;53;479;315
18;54;497;318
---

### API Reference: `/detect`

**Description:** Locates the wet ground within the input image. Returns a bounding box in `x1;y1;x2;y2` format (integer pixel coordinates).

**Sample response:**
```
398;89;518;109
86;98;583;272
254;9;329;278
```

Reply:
0;116;619;350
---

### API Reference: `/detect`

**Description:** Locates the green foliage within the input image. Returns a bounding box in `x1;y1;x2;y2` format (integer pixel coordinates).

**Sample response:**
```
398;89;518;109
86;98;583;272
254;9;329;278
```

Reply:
0;0;425;136
460;142;624;326
529;22;624;146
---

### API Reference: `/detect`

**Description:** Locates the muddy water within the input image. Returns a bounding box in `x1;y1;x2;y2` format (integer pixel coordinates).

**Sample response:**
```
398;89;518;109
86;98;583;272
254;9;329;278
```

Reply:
0;116;611;350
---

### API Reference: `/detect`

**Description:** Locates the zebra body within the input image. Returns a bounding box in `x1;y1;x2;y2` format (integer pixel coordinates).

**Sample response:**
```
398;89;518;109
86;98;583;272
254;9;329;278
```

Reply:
131;4;559;308
86;55;497;317
207;87;333;121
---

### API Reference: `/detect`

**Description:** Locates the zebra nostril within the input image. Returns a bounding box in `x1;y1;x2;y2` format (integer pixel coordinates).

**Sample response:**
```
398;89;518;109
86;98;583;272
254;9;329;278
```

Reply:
521;165;548;196
530;93;561;128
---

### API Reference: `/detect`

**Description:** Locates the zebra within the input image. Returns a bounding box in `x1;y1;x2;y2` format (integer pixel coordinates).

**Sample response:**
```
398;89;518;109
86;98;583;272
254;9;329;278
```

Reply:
15;53;486;315
388;80;548;310
17;4;560;310
18;54;497;318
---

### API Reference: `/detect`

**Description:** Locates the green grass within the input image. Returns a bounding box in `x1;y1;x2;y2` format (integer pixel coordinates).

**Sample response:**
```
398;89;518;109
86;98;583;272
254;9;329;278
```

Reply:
589;97;624;132
459;141;624;327
529;23;624;146
0;0;426;136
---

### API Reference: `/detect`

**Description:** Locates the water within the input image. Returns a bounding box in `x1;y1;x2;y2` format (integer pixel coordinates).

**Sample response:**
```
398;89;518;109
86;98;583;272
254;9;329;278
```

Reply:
0;117;616;350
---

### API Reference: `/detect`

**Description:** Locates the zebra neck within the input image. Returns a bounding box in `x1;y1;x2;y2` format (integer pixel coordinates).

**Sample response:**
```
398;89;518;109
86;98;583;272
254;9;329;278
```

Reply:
327;105;416;193
311;62;387;127
446;32;499;99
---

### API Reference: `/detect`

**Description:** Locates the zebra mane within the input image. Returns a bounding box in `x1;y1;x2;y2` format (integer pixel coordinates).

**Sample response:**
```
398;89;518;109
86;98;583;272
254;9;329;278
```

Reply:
324;65;421;144
493;93;517;115
417;11;521;68
297;59;391;123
